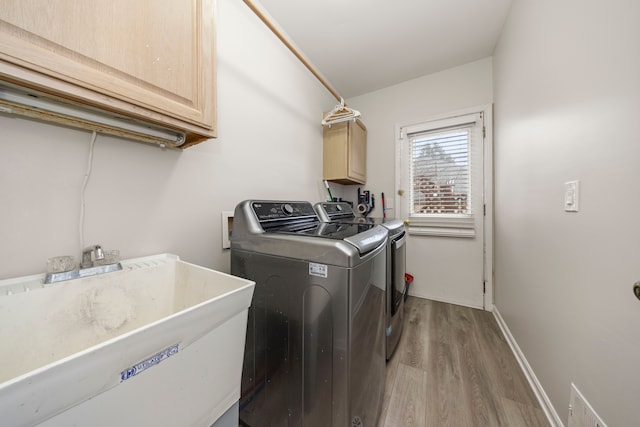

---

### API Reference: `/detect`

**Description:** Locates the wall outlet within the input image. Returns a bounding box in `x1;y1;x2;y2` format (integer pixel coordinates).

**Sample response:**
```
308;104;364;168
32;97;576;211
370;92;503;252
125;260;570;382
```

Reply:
564;180;580;212
568;383;607;427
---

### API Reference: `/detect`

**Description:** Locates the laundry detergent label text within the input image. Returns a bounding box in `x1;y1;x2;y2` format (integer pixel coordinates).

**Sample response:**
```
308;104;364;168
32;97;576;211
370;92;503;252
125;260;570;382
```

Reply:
120;343;179;382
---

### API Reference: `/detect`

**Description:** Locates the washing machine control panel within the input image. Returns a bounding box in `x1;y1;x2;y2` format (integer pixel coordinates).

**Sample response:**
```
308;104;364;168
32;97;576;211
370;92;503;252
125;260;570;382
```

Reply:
252;201;317;222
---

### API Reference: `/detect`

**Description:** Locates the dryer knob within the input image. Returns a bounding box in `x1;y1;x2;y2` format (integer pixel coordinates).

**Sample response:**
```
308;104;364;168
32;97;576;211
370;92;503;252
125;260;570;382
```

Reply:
282;204;294;215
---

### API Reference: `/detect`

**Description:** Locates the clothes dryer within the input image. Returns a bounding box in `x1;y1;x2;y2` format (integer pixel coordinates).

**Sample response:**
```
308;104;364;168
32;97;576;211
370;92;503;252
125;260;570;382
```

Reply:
314;201;406;360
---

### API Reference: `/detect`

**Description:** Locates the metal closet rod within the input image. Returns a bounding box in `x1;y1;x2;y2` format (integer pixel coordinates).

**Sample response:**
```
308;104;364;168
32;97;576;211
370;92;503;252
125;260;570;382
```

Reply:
242;0;344;104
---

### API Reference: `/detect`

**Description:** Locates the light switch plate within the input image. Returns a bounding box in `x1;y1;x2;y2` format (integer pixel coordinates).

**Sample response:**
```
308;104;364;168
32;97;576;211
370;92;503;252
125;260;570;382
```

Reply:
564;181;580;212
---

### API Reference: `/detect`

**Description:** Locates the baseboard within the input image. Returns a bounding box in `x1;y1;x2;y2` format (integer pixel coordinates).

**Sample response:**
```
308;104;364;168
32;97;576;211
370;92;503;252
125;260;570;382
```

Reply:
407;290;484;310
492;307;564;427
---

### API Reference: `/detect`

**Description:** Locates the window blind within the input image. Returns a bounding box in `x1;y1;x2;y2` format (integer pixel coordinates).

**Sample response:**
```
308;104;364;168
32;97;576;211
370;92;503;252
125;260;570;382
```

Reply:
409;127;471;215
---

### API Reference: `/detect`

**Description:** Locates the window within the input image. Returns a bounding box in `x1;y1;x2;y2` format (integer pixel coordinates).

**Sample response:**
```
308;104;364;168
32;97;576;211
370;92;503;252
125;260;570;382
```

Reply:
397;112;483;237
410;127;471;215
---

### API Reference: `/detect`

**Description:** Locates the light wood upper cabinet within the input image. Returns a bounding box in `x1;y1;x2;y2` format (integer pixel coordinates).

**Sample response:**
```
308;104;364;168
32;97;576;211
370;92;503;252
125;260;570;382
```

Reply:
0;0;216;147
323;119;367;185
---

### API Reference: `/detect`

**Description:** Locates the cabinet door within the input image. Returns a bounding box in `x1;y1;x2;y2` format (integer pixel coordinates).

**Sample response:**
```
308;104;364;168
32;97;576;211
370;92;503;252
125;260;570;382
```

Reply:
0;0;215;144
347;119;367;183
323;119;367;185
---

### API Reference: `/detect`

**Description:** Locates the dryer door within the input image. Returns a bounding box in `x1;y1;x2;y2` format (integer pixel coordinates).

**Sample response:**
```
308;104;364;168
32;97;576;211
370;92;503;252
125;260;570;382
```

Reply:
391;233;406;316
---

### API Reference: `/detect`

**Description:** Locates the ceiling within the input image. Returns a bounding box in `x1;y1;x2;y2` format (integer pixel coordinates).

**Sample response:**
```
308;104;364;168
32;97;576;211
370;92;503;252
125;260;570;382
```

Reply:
257;0;513;99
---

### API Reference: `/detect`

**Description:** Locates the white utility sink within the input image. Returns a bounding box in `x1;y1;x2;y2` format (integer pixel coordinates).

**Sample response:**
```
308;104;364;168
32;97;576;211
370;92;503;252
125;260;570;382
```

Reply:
0;254;255;427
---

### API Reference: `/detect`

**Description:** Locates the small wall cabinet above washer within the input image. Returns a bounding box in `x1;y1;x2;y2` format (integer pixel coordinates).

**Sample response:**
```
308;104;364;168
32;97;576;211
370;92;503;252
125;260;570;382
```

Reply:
0;0;216;148
323;119;367;185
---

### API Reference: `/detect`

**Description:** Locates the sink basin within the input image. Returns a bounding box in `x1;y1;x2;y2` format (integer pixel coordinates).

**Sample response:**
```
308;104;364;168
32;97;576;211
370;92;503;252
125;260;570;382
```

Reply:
0;253;254;427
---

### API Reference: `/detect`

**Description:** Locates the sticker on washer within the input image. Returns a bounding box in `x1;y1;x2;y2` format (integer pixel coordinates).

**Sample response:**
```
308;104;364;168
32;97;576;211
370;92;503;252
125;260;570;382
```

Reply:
309;262;328;278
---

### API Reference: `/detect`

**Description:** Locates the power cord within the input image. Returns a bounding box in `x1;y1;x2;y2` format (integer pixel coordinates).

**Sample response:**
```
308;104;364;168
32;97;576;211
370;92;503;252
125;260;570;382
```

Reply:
79;131;97;251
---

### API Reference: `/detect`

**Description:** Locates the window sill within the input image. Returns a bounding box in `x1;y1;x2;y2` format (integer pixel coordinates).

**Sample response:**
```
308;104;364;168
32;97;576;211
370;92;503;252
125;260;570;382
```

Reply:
407;226;476;238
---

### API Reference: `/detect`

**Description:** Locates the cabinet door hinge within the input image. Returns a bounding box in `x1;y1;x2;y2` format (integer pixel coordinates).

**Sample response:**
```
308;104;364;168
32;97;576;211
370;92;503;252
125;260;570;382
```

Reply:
483;281;486;293
483;126;486;138
483;204;486;216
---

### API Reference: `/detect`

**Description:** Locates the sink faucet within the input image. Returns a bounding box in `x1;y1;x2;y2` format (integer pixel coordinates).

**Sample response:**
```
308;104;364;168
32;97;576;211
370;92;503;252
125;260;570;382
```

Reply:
45;244;122;284
81;244;106;268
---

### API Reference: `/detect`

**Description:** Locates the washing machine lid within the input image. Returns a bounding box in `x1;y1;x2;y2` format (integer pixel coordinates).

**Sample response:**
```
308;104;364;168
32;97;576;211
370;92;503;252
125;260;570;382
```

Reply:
314;202;405;237
267;221;385;254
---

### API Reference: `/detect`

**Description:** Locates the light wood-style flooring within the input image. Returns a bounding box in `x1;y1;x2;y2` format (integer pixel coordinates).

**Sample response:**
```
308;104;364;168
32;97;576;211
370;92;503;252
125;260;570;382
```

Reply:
378;296;549;427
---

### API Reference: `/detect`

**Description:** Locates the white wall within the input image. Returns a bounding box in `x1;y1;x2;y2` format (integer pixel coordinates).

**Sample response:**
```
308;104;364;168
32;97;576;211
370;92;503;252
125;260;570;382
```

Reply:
0;0;335;280
493;0;640;425
346;58;493;300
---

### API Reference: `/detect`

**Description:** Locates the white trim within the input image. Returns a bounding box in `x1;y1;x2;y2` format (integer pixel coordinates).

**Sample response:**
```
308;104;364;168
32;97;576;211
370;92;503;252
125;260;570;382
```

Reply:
403;112;479;135
492;307;564;427
407;214;476;237
407;226;475;238
408;215;475;228
396;103;494;309
396;105;487;130
482;105;494;308
407;290;483;310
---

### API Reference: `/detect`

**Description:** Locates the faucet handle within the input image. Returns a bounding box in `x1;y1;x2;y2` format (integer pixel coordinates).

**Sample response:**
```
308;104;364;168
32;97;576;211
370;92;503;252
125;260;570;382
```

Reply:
92;248;120;267
46;255;76;273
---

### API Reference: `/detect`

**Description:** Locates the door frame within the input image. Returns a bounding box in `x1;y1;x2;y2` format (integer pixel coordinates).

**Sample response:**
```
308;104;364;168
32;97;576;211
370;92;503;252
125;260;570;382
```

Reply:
394;104;494;310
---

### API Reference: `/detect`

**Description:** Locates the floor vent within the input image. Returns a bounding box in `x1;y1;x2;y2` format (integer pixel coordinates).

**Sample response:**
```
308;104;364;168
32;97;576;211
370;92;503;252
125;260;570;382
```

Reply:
568;383;607;427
